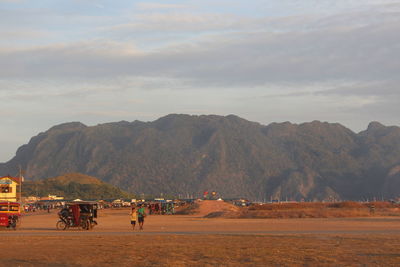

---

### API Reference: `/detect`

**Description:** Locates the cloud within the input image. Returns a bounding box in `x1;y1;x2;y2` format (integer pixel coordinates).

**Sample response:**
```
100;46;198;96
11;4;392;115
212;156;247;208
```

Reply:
1;3;398;91
0;29;51;42
2;16;399;88
0;0;24;2
0;40;143;79
135;3;187;10
315;82;400;97
102;13;246;34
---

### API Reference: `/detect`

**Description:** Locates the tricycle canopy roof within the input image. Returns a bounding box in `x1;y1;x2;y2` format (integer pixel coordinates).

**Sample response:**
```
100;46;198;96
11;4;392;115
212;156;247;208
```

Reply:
0;202;20;205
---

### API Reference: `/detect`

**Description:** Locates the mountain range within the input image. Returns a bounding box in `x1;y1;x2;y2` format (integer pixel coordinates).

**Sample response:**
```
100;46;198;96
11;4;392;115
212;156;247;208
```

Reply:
1;114;400;201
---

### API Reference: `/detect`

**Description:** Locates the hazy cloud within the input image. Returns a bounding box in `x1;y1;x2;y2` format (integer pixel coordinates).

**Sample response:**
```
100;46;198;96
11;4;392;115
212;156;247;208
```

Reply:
315;82;400;97
1;15;399;87
135;3;187;10
0;0;24;2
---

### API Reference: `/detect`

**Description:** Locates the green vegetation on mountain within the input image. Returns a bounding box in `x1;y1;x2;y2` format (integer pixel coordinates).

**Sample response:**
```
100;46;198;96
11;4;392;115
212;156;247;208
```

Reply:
2;114;400;200
22;173;133;200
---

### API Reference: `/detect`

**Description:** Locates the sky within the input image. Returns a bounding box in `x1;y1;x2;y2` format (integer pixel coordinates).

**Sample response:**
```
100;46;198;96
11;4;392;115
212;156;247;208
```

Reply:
1;0;399;162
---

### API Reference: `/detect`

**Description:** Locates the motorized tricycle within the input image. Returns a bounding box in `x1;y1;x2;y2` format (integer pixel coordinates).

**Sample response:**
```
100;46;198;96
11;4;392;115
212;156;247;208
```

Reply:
56;201;98;230
0;202;21;230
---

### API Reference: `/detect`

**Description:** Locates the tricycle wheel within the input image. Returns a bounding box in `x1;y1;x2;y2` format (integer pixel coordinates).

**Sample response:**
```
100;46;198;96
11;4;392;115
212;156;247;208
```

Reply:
56;220;67;230
80;219;90;230
9;217;18;230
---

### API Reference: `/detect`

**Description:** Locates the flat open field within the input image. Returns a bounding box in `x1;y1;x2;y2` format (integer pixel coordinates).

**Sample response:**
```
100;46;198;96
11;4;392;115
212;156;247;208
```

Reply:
2;205;400;266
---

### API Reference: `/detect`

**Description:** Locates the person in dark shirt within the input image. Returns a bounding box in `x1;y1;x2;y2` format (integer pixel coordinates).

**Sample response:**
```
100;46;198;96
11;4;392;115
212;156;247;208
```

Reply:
137;204;146;230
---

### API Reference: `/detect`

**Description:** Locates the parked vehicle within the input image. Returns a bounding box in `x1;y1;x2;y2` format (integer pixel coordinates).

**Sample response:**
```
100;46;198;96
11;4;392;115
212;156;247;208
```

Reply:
56;201;98;230
0;202;21;230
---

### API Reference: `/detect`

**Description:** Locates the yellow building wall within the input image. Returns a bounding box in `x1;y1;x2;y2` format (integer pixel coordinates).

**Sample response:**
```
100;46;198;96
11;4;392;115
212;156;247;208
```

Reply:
0;178;18;202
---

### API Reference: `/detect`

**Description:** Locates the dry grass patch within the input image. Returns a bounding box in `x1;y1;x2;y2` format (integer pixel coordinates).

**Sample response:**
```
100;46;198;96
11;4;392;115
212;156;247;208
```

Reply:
234;202;400;219
175;201;400;219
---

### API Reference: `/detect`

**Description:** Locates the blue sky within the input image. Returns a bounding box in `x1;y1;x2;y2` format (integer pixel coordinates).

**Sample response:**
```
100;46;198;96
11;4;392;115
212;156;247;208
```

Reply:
1;0;400;162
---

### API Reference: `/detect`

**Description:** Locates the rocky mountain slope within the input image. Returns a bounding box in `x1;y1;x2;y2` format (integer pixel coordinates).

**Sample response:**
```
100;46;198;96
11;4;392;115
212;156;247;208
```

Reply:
1;114;400;200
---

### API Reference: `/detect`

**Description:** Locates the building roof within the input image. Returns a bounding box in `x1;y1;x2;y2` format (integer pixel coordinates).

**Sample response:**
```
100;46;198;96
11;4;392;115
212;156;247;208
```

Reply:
0;175;22;184
66;201;98;205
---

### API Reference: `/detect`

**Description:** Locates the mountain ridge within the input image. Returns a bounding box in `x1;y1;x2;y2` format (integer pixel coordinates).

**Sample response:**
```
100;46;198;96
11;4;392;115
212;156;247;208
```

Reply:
1;114;400;201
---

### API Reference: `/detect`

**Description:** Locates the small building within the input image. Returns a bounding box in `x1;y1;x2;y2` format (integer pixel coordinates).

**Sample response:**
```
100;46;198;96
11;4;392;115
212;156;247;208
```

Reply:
25;196;39;202
40;195;64;201
0;175;22;202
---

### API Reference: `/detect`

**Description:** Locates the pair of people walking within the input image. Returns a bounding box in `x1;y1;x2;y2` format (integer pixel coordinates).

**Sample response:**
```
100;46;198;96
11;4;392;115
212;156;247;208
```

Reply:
130;205;146;230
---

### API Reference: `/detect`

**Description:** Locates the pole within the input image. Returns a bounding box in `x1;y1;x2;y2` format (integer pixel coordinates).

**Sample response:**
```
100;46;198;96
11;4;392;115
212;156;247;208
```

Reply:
19;165;22;204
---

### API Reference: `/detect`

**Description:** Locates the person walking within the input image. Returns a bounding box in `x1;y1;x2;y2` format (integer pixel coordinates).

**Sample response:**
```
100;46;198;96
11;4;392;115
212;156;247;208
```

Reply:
137;204;146;230
130;206;138;230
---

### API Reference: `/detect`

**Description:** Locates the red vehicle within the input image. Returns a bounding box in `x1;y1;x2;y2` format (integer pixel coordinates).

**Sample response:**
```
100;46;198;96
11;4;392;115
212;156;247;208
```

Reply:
0;202;21;230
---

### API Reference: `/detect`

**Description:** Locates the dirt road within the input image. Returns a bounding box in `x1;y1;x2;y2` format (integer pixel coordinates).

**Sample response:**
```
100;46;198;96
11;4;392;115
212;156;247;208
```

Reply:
13;208;400;234
2;208;400;266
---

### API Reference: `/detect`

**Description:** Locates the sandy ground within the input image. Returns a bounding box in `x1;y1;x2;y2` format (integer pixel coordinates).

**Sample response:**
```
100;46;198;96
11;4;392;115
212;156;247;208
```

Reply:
2;207;400;266
13;207;400;234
